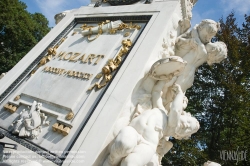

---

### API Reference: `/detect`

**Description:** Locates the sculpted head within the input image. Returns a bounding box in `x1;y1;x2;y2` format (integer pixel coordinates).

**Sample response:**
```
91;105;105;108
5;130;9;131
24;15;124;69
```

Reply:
206;41;227;65
197;19;220;44
174;111;200;140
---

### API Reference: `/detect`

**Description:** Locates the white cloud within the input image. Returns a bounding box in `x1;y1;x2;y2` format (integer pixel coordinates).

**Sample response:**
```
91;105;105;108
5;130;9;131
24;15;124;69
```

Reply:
35;0;89;27
35;0;67;26
191;10;203;26
221;0;250;15
191;9;217;26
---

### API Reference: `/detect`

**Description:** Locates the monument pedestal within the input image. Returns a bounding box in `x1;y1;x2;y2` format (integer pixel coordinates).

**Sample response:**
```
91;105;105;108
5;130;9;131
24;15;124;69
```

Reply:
0;1;196;165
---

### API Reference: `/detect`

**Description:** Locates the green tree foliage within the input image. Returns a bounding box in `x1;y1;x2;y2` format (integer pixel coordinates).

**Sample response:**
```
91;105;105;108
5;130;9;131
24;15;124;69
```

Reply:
0;0;50;74
162;13;250;166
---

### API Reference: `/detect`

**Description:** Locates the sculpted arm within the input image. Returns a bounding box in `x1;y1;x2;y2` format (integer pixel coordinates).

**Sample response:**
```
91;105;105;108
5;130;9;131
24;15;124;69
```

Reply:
167;84;184;128
152;80;166;110
152;77;177;110
191;25;202;44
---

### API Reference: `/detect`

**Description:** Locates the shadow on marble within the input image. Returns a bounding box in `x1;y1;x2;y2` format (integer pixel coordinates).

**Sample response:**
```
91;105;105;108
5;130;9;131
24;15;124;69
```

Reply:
0;109;12;120
42;131;64;144
68;37;85;48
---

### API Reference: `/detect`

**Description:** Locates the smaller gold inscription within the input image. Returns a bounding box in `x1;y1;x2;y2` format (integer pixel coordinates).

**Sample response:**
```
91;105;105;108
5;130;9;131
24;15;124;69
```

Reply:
32;37;67;74
43;66;93;80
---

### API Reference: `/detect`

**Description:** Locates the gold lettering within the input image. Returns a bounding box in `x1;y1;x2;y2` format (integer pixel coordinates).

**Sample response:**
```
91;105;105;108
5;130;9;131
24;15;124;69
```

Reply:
94;55;105;65
88;74;93;80
83;54;96;63
52;68;57;73
83;73;93;80
43;65;92;81
74;71;78;77
67;70;73;76
78;72;83;78
81;73;87;79
69;52;81;62
78;54;86;63
56;51;67;60
64;52;73;60
59;69;66;75
49;67;53;72
55;68;60;74
44;66;49;72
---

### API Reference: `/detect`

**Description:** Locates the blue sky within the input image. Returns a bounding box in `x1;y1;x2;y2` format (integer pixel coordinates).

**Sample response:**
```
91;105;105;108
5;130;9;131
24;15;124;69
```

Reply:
20;0;250;27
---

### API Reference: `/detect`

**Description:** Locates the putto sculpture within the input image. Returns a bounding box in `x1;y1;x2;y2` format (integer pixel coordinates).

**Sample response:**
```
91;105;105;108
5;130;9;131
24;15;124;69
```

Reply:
11;101;49;139
103;84;199;166
103;18;228;166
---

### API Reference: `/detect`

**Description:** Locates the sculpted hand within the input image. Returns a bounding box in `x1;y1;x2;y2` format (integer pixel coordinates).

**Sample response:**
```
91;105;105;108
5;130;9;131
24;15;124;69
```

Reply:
165;76;177;87
172;84;182;94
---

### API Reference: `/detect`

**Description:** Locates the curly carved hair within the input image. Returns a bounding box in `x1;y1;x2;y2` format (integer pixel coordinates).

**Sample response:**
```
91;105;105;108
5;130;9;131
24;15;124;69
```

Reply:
197;19;221;35
207;41;228;65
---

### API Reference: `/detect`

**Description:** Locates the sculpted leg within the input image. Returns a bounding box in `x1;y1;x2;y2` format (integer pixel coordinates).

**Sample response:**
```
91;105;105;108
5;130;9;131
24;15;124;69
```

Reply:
103;126;139;166
121;143;155;166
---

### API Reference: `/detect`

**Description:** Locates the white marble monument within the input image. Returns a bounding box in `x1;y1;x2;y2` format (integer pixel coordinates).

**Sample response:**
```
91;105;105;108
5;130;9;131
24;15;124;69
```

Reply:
0;0;227;166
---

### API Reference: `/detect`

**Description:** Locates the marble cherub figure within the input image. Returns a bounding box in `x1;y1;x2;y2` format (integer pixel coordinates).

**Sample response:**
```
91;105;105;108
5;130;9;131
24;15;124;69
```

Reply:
139;39;227;113
152;20;227;111
175;19;221;58
103;84;199;166
137;19;227;114
11;101;49;139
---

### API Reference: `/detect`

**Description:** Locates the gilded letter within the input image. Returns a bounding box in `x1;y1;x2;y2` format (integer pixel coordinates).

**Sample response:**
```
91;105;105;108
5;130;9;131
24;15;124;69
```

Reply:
78;72;83;78
88;74;93;80
57;51;67;60
64;52;73;60
59;69;65;75
55;68;60;74
83;54;96;63
74;71;78;77
84;73;93;80
44;66;49;72
67;70;73;76
50;67;54;72
82;73;87;79
69;52;81;62
53;68;57;73
78;54;86;63
94;55;105;65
